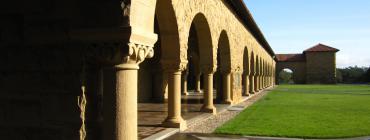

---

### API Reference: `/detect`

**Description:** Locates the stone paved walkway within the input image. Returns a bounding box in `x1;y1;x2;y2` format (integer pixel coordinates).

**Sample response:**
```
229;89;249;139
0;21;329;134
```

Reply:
138;91;228;139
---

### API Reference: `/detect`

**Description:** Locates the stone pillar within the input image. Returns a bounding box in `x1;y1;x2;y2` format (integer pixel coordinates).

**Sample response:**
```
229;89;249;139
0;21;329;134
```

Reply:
254;74;259;92
162;73;168;102
114;64;138;140
259;75;263;90
181;70;189;95
103;43;154;140
249;74;255;94
201;72;216;114
222;73;232;104
243;74;250;96
195;73;201;93
162;70;186;130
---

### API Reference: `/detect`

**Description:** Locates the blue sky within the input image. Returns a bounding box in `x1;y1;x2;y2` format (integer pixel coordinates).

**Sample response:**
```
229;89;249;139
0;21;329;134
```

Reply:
244;0;370;68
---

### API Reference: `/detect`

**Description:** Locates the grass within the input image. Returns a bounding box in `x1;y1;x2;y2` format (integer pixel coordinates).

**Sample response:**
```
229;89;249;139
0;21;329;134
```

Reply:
215;84;370;139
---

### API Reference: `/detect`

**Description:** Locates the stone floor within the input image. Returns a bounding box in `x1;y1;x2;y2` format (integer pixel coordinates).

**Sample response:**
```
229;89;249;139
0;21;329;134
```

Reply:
138;91;228;139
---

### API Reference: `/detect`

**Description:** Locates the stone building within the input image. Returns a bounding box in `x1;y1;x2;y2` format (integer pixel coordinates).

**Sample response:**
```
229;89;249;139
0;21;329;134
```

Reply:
0;0;277;139
276;44;339;84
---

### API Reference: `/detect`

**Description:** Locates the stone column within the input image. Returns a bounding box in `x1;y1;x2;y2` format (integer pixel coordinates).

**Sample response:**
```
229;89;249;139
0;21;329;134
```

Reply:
195;73;201;93
162;73;168;102
254;74;259;92
181;70;189;95
201;71;216;114
243;74;250;96
222;73;232;104
162;69;186;130
249;74;255;94
115;64;138;140
103;43;154;140
259;75;263;90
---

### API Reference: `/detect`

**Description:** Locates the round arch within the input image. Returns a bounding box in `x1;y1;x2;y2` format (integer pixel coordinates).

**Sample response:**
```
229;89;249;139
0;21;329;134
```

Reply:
254;56;260;91
277;68;295;84
155;0;182;67
249;52;255;94
189;13;215;72
214;30;232;103
216;30;231;73
242;47;250;96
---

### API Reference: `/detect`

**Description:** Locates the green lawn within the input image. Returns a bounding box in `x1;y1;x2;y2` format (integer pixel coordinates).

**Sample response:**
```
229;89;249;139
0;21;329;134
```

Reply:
215;85;370;139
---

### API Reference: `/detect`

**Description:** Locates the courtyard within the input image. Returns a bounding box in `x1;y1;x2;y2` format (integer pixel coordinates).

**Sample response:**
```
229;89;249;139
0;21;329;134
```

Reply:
215;85;370;139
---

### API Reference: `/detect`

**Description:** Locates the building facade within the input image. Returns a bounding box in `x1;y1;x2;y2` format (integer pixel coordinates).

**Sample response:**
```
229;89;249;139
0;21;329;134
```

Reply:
276;44;339;84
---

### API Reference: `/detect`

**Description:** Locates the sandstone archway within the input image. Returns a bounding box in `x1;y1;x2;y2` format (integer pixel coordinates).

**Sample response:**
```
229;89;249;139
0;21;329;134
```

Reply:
215;30;232;104
242;47;250;96
189;13;215;71
250;52;256;94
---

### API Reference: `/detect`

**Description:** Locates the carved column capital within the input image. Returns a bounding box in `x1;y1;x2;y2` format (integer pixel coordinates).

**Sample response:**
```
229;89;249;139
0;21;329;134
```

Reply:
122;42;154;65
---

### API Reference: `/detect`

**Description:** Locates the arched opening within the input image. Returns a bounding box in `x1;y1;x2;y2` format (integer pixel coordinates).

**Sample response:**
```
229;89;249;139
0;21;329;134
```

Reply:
249;52;255;94
181;13;214;105
185;23;202;97
136;1;185;136
214;30;231;103
242;47;250;96
278;68;295;84
138;17;163;102
185;13;215;112
254;56;260;91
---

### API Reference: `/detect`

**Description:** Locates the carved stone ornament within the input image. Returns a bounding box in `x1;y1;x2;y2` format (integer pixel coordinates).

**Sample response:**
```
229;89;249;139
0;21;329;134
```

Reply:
123;42;154;64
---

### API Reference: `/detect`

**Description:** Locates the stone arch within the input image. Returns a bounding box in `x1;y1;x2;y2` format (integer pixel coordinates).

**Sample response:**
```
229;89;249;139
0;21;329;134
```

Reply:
249;52;255;94
155;0;182;68
215;30;232;103
255;56;260;91
217;30;231;73
242;47;250;96
277;68;295;84
189;13;215;72
137;1;182;103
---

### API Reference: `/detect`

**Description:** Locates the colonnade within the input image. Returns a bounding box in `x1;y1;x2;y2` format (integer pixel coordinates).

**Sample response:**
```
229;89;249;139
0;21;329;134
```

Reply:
97;1;278;140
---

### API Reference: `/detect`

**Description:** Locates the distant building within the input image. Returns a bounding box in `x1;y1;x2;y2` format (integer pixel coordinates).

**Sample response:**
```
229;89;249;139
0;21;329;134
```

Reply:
276;44;339;84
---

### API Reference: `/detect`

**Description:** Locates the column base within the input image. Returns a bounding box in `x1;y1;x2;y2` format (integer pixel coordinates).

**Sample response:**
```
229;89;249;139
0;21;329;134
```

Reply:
243;92;250;96
221;100;233;105
182;92;189;95
163;98;168;103
162;117;187;131
195;90;202;93
201;105;217;115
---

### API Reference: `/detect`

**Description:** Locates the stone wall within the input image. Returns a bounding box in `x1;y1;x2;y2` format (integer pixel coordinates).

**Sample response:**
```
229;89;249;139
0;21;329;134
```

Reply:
306;52;337;84
276;61;306;84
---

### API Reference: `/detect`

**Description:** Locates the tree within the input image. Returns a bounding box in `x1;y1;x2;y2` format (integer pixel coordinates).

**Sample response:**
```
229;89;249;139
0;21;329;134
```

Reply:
279;69;293;84
362;67;370;83
337;66;369;83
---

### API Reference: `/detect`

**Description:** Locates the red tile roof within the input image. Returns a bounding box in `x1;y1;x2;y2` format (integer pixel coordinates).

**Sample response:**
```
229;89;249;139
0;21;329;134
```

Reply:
304;43;339;52
276;54;306;62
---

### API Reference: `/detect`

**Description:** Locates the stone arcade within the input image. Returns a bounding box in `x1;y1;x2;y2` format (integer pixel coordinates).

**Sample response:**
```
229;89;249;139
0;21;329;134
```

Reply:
1;0;277;140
